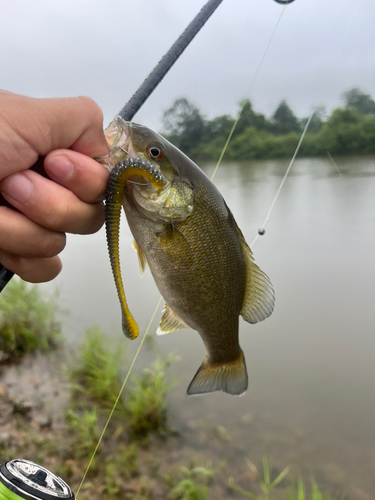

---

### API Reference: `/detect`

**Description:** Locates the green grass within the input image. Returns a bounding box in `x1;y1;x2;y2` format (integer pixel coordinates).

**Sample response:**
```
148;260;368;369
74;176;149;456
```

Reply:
0;278;62;360
68;326;175;443
126;355;175;441
228;457;341;500
165;462;215;500
286;478;343;500
65;407;100;460
68;326;125;407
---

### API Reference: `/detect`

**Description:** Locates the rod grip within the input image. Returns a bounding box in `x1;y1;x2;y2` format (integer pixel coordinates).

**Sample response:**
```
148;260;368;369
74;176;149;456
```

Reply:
0;265;14;292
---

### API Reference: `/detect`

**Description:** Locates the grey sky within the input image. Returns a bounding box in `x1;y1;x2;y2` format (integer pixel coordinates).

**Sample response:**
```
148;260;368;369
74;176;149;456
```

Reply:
1;0;374;131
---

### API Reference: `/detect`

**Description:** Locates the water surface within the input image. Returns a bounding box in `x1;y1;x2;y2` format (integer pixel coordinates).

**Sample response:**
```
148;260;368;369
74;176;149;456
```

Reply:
40;155;375;498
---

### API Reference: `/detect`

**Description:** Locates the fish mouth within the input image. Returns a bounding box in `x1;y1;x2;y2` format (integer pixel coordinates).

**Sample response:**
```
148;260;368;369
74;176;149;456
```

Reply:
96;115;137;171
133;178;194;223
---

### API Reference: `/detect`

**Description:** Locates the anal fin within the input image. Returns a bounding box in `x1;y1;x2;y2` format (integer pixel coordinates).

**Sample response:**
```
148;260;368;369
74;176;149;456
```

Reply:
132;239;148;277
187;350;248;396
157;304;189;335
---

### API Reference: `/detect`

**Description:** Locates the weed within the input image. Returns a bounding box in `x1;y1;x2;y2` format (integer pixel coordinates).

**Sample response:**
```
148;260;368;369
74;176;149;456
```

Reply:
0;279;61;360
286;478;343;500
65;407;100;462
103;462;122;498
125;355;175;440
133;476;156;500
68;326;125;407
165;462;215;500
115;443;139;479
229;457;340;500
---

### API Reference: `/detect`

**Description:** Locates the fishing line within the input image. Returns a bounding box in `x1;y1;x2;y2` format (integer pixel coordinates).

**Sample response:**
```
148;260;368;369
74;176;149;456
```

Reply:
75;296;162;498
250;109;315;247
249;1;361;248
211;4;287;182
326;151;342;175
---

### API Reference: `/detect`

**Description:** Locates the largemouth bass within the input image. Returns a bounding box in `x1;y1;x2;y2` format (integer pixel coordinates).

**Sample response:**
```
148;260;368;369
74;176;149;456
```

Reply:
101;116;275;396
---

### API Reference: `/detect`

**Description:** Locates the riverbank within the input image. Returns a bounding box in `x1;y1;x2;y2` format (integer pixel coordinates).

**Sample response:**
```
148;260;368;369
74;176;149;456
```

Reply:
0;341;344;500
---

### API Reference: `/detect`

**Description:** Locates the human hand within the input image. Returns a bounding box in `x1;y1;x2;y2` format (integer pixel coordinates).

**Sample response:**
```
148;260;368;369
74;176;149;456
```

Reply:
0;91;109;283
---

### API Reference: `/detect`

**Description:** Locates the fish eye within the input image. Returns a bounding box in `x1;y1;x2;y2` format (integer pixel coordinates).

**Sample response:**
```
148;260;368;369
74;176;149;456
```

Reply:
148;145;164;160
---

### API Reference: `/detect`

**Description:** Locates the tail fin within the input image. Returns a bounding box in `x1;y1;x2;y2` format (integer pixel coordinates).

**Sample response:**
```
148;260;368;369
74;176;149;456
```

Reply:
187;350;248;396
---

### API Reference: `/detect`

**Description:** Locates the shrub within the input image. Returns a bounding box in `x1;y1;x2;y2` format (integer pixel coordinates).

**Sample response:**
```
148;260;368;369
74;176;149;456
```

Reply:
0;279;61;360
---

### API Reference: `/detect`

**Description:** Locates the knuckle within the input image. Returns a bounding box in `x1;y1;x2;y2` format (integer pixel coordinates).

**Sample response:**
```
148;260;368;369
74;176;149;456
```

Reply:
75;202;105;235
46;197;73;232
0;253;62;283
38;232;66;258
77;96;104;125
20;257;63;284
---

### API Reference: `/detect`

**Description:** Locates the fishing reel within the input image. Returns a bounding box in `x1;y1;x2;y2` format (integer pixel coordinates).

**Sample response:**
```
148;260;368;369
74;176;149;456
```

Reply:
0;460;74;500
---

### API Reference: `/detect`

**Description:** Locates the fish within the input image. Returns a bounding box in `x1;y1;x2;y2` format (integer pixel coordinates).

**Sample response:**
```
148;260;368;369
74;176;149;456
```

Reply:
101;115;275;396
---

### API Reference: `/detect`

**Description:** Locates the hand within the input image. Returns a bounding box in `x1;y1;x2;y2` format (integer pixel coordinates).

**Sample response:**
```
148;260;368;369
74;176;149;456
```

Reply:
0;90;109;283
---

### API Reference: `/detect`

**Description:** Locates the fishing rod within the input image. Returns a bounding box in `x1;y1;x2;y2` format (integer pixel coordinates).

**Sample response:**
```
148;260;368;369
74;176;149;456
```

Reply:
0;0;224;293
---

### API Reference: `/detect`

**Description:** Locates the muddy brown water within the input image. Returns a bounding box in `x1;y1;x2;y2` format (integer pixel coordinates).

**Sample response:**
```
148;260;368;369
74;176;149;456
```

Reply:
7;156;375;498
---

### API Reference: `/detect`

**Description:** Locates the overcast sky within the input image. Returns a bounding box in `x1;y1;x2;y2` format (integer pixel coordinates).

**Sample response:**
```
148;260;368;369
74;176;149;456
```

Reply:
1;0;375;131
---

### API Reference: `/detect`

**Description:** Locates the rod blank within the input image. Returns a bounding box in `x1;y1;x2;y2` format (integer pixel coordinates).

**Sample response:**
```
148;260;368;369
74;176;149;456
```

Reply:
119;0;223;121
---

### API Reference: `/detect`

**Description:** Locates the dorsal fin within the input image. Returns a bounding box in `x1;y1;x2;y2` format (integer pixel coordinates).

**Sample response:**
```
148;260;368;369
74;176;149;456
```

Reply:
236;227;275;323
132;239;148;277
157;304;189;335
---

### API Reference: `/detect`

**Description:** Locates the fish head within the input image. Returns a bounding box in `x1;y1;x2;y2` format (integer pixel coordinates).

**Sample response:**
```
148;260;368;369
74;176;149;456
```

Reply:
100;116;194;223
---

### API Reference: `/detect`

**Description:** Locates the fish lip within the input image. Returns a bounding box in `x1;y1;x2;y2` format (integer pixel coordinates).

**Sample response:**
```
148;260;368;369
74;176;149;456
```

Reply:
96;115;132;171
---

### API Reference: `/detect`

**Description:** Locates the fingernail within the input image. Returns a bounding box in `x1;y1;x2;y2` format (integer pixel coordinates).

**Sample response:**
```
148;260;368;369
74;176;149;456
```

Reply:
0;173;32;204
45;155;74;181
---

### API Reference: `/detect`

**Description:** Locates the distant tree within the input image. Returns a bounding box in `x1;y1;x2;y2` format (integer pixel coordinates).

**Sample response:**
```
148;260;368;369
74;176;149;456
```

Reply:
204;114;234;142
342;88;375;115
300;106;326;133
236;99;269;134
324;107;363;155
327;107;361;128
162;98;205;156
271;100;300;135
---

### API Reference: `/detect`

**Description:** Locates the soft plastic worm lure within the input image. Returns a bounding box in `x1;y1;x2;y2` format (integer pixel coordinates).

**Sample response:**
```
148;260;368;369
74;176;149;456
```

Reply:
105;157;166;340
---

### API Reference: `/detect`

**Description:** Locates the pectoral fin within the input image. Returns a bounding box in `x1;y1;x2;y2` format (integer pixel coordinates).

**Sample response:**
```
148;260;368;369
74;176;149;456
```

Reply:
236;227;275;323
157;304;189;335
132;239;148;277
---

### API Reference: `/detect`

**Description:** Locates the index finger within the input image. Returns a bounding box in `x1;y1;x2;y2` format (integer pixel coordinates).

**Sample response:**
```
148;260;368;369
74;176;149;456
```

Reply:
0;91;109;179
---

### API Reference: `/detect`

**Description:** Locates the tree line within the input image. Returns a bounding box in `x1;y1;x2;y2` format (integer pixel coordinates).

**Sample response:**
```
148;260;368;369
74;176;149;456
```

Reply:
161;88;375;161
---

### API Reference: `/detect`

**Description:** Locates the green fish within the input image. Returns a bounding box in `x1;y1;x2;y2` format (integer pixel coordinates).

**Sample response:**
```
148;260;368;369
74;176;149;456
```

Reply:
101;116;275;396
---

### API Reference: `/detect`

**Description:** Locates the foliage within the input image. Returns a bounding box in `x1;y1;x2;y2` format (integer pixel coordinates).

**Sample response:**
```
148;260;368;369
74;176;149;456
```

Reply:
229;456;289;499
342;87;375;115
126;355;175;440
67;326;175;443
161;88;375;161
0;278;61;360
163;98;206;157
286;478;343;500
65;407;100;460
165;462;215;500
271;100;301;135
228;457;340;500
103;444;139;497
68;325;125;407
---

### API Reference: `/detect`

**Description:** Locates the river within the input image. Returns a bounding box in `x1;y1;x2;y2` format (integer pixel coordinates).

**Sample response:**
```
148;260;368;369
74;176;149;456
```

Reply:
38;155;375;498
